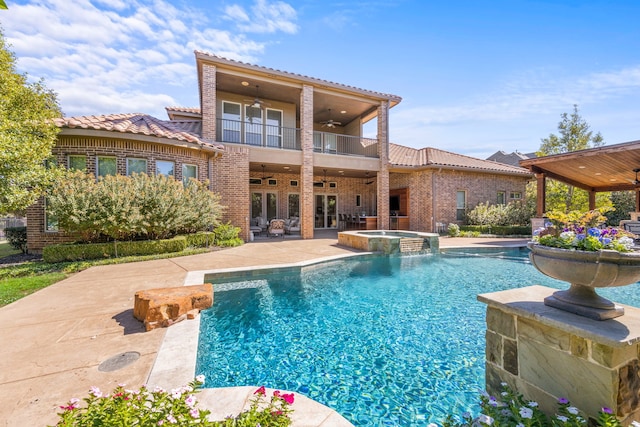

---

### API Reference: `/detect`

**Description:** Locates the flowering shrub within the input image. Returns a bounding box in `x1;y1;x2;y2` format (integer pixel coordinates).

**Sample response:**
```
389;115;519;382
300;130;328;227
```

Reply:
532;209;635;252
439;383;636;427
52;377;295;427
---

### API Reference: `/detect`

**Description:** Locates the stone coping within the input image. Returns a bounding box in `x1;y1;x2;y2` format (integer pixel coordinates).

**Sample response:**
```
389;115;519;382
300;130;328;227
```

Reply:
478;285;640;348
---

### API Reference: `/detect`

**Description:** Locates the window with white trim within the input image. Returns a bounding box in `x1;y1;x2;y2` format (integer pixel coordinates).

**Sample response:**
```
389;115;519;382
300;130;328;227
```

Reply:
456;191;466;221
68;155;87;171
509;192;522;200
156;160;174;177
182;164;198;185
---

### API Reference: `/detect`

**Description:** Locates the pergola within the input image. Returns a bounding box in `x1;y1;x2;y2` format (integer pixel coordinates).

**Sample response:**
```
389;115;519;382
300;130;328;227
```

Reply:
519;140;640;216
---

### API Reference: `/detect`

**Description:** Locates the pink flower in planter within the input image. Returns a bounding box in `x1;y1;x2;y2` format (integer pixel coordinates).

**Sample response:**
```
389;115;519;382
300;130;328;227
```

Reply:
254;386;266;396
282;393;295;405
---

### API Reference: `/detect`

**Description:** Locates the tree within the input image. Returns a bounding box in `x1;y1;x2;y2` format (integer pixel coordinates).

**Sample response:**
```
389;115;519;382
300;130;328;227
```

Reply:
0;28;61;214
537;105;606;212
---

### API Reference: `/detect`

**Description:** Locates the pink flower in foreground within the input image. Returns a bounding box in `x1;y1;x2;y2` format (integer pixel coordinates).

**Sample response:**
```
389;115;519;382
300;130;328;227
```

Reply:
254;386;266;396
273;390;280;397
90;386;102;398
282;393;295;405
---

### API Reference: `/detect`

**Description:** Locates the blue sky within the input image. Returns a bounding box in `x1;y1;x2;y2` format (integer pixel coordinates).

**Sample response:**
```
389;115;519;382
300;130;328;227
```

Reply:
2;0;640;159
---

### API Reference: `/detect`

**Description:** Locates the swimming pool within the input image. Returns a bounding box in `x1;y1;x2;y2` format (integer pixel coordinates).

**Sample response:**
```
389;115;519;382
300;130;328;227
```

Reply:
196;249;640;426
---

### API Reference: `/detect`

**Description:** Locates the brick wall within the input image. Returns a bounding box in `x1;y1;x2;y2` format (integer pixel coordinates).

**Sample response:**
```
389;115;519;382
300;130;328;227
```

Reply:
390;168;529;232
210;145;250;241
27;136;217;253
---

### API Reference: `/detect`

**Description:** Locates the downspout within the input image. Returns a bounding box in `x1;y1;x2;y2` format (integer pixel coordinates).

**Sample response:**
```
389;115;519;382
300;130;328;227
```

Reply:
431;168;440;232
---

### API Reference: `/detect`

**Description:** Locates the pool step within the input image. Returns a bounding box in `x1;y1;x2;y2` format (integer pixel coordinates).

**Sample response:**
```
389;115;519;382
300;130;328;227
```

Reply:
399;238;430;253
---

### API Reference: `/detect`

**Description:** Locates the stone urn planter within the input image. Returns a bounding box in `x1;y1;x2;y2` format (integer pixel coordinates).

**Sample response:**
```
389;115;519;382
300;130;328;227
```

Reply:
528;242;640;320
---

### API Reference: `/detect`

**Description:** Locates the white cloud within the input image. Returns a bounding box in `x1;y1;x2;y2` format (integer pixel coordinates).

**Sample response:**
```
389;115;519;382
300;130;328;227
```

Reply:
1;0;281;118
225;0;298;34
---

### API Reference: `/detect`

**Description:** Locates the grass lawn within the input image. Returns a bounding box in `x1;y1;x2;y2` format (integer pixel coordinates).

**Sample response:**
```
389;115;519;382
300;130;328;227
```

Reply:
0;246;213;308
0;273;67;306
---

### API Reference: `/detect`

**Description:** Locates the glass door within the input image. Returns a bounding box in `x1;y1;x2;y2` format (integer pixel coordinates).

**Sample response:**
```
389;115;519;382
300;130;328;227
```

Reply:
252;192;278;227
314;194;337;228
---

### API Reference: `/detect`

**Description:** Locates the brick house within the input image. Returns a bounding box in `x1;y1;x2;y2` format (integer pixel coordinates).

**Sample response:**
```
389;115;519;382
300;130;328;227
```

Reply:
27;52;531;252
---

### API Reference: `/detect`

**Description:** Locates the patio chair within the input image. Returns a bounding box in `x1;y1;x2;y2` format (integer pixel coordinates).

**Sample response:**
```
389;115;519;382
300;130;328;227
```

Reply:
267;218;285;238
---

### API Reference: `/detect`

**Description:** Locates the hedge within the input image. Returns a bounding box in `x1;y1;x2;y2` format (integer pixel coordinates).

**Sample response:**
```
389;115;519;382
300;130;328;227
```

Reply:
459;225;531;236
43;236;187;263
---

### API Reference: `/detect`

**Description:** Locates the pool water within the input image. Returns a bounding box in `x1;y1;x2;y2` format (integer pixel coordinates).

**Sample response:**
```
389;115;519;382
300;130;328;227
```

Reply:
196;249;640;426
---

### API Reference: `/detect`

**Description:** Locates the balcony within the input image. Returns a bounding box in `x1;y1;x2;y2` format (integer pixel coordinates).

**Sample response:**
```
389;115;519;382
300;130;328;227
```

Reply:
216;119;378;158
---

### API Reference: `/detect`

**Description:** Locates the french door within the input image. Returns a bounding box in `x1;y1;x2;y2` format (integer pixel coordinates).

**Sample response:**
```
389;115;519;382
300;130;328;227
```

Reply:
315;194;337;229
252;192;278;221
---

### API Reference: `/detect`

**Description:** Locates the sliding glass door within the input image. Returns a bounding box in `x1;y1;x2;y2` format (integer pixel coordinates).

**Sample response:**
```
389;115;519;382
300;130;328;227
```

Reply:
314;194;337;229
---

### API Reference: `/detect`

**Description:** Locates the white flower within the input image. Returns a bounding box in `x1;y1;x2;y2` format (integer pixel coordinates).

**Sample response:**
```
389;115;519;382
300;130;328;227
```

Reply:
519;407;533;419
516;424;525;427
501;391;508;397
557;415;568;422
166;413;177;424
90;386;102;398
189;408;200;418
567;406;579;415
185;394;197;408
528;401;538;407
170;388;182;399
630;421;640;427
477;414;494;425
195;374;205;383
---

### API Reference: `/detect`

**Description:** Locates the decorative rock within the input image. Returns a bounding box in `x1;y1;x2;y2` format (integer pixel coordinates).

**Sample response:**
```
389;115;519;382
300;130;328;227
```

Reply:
134;284;213;331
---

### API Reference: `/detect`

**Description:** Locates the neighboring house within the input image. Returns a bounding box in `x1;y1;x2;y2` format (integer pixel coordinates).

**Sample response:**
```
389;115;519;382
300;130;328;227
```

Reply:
486;150;536;167
26;52;532;252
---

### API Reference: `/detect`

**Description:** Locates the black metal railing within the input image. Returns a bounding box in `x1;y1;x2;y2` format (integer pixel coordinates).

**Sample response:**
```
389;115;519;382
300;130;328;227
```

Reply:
216;119;379;157
313;132;378;157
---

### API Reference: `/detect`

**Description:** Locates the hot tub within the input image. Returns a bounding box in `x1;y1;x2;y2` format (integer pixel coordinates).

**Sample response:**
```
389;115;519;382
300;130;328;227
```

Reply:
338;230;439;254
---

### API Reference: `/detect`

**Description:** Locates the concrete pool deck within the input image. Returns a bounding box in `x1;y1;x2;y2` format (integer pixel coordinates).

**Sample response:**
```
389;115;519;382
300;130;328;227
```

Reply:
0;235;529;426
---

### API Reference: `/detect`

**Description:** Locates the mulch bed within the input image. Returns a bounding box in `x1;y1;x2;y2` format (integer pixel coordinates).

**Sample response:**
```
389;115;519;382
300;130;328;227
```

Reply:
0;253;42;266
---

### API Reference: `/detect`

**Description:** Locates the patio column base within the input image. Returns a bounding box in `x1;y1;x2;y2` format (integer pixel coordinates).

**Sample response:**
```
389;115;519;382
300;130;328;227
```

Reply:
478;285;640;426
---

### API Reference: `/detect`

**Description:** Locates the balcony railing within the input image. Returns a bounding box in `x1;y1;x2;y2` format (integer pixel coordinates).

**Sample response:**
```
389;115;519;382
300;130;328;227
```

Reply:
217;119;301;150
313;132;378;158
216;119;379;158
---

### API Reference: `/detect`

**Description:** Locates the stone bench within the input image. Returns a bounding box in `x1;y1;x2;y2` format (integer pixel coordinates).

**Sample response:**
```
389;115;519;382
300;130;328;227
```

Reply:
133;284;213;331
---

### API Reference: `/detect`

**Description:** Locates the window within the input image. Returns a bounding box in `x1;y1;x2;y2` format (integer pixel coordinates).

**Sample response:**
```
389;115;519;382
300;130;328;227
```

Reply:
127;158;147;176
509;192;522;200
356;194;362;207
97;157;117;177
266;109;283;147
497;191;506;205
183;164;198;185
68;155;87;171
245;106;263;145
222;102;241;143
329;182;337;189
267;179;277;186
288;193;300;218
156;160;174;177
313;182;324;188
456;191;466;221
44;197;58;232
290;180;298;187
250;178;262;185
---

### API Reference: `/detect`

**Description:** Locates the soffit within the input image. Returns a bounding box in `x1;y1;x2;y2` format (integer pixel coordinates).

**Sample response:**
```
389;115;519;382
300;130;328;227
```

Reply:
520;140;640;192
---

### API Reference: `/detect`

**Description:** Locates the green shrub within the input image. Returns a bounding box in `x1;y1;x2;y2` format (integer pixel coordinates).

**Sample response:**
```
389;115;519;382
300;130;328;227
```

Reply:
466;201;533;227
460;225;531;236
47;171;223;243
43;237;187;262
185;232;217;248
447;223;460;237
214;222;243;247
5;226;27;254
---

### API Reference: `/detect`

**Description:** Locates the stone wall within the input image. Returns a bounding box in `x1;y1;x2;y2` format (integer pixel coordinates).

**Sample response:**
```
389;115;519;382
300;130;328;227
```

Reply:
480;285;640;425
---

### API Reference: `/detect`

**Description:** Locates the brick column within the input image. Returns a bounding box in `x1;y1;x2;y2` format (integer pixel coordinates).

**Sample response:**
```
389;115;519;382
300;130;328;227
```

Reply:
300;85;314;239
210;146;250;242
201;63;216;141
377;101;390;230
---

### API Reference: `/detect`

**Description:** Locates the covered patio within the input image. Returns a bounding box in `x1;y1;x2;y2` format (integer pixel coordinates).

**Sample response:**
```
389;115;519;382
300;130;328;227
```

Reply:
520;139;640;216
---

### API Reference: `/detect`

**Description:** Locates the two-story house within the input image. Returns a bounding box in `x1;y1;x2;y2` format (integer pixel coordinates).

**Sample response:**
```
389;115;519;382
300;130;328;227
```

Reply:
26;52;530;252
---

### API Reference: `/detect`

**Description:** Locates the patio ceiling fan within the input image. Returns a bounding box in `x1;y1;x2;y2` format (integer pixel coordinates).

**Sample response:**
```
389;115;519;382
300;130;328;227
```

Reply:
320;109;342;128
260;164;273;180
363;171;374;185
244;85;270;109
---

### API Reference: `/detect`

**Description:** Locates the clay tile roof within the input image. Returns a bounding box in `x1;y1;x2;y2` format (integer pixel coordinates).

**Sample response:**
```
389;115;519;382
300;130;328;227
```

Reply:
389;143;531;175
54;113;223;152
165;106;201;114
195;51;402;103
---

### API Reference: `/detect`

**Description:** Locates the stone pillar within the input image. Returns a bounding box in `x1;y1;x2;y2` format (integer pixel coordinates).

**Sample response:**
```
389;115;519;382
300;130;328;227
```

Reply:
479;285;640;426
536;172;546;217
377;101;390;230
300;85;314;239
201;63;216;141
